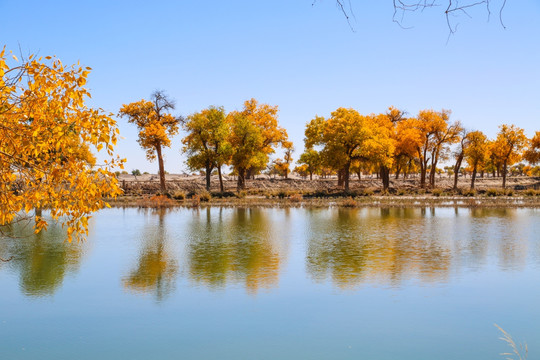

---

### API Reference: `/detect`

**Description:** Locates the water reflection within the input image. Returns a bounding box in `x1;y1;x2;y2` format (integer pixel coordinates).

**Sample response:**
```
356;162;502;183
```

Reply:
186;208;286;294
122;208;179;301
0;222;85;296
307;208;453;288
305;207;538;288
1;207;537;297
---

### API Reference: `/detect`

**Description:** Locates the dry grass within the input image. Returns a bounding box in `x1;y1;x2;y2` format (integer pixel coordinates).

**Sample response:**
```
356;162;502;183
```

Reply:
495;324;528;360
341;197;358;207
289;193;303;202
136;195;176;208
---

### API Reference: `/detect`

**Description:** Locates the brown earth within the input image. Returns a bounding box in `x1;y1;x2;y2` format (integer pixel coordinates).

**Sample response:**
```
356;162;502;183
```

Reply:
116;174;540;196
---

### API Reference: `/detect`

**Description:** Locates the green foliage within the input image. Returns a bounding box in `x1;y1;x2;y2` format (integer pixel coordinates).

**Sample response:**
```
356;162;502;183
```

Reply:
182;106;231;176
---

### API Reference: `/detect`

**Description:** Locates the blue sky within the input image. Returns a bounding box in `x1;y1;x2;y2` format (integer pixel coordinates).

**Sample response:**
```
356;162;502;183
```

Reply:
2;0;539;173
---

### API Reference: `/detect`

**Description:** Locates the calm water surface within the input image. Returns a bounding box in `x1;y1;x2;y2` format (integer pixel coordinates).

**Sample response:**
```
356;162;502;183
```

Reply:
1;207;539;359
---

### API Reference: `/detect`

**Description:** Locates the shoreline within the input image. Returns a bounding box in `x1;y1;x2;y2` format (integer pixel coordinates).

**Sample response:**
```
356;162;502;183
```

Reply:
108;175;540;208
107;195;540;209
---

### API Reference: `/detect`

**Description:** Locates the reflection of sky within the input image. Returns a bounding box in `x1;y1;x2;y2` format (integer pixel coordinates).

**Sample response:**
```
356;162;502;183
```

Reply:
0;207;539;360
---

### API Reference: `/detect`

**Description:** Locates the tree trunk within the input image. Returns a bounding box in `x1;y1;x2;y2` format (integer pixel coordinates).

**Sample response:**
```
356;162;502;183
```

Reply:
470;164;477;190
430;159;439;188
237;167;246;190
395;164;401;180
156;143;166;192
337;168;344;187
205;162;212;191
217;165;224;192
380;166;390;191
419;154;428;188
502;161;508;189
309;171;313;181
453;155;463;191
344;162;351;192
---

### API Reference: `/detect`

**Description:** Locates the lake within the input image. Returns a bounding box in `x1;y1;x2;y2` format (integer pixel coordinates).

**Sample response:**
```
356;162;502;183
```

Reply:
1;207;539;359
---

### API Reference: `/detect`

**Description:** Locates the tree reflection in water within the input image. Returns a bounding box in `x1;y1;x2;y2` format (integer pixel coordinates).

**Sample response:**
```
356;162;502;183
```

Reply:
187;208;285;294
0;221;85;297
123;208;179;302
306;208;454;288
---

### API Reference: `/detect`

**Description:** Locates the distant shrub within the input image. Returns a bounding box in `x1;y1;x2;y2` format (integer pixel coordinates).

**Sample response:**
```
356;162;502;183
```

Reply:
172;191;186;200
191;194;200;207
138;195;176;208
431;189;443;197
397;189;407;196
505;189;514;196
198;191;212;202
277;191;288;199
486;188;501;197
289;193;302;202
525;189;537;196
236;190;247;199
211;191;235;198
341;197;357;207
462;189;476;197
362;189;374;196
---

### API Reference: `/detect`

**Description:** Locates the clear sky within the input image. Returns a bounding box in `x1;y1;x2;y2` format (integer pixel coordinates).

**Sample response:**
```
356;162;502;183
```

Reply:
2;0;539;174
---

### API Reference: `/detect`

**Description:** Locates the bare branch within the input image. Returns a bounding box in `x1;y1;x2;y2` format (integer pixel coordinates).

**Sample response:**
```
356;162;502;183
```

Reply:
325;0;508;34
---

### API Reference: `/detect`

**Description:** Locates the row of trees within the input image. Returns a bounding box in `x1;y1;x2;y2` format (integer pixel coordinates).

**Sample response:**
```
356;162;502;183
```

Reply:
297;109;540;191
122;93;540;193
121;94;290;192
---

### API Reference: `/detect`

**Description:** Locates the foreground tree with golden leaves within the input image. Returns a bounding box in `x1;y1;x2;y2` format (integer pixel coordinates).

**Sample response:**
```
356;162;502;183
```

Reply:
119;91;179;192
0;48;123;241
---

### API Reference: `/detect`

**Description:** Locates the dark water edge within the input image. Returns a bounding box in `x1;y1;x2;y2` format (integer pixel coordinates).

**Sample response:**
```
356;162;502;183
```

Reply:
0;207;539;360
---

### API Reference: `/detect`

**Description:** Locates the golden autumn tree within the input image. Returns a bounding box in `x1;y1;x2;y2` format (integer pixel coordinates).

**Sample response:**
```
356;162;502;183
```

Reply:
228;99;288;190
0;48;123;241
298;148;321;180
524;131;540;165
119;91;179;192
494;124;527;188
464;130;489;189
451;128;470;191
281;140;294;179
306;108;372;191
412;109;460;188
367;113;396;191
393;117;422;179
306;109;395;191
182;106;231;192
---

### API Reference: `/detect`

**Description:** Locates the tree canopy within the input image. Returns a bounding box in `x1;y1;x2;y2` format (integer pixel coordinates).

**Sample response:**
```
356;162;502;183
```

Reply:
0;48;123;241
119;91;179;192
